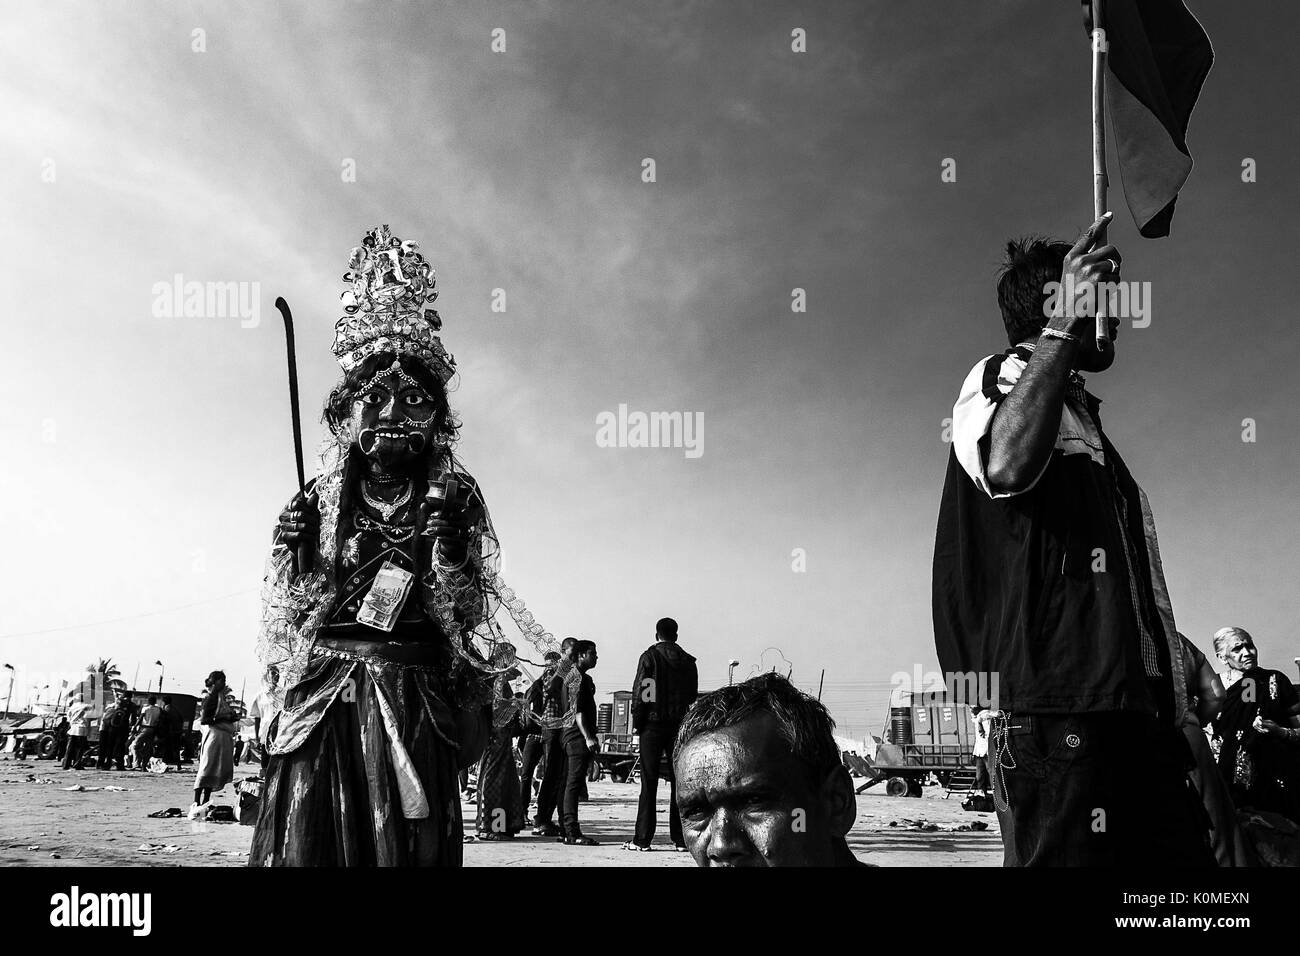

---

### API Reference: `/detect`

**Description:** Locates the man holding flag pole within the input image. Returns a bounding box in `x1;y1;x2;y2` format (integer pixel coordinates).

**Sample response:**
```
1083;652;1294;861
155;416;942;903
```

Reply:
931;0;1216;866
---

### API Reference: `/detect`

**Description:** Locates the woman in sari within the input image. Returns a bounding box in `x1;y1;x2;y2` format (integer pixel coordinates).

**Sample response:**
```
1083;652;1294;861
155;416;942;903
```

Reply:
476;659;526;840
1210;626;1300;825
192;670;236;815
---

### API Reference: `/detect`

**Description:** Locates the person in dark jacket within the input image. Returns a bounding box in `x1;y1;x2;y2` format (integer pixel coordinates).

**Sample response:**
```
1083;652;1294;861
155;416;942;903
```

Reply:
932;225;1212;866
53;716;70;760
624;617;697;851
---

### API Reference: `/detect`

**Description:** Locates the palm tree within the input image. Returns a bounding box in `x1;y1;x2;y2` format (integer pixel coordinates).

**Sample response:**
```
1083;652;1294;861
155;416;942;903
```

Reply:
87;658;128;694
88;658;121;680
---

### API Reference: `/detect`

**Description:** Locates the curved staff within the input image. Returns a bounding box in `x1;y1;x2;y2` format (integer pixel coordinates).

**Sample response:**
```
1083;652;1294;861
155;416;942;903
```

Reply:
274;296;311;574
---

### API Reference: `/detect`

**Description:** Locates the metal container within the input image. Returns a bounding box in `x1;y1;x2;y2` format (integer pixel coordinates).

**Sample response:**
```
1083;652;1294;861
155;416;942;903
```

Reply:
888;706;913;746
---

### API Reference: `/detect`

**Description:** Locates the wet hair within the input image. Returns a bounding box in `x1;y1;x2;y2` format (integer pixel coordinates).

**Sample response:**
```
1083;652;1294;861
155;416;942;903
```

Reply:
1213;626;1254;658
675;673;840;787
997;237;1071;346
656;617;679;642
324;351;460;449
204;670;226;689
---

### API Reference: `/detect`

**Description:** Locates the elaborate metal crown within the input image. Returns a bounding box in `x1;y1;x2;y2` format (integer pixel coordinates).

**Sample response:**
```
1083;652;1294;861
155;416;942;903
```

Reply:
332;225;455;382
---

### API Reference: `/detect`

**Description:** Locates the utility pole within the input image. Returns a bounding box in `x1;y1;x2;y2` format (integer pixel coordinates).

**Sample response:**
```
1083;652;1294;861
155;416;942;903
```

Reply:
2;664;14;720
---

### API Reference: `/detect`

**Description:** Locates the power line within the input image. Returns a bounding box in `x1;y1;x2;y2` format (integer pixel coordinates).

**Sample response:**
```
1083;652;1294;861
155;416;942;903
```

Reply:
0;589;259;640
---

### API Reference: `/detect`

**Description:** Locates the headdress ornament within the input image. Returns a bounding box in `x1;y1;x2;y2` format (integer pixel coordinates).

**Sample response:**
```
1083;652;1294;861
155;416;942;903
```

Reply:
332;225;455;383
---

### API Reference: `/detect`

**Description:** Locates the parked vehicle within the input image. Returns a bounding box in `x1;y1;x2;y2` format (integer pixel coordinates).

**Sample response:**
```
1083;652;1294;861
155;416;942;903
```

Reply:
855;694;979;797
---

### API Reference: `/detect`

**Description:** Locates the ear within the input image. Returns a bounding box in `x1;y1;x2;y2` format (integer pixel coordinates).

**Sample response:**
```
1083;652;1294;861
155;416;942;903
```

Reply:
820;764;857;838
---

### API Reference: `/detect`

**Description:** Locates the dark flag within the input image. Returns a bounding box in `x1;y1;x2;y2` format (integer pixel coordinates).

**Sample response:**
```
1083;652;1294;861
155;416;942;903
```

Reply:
1099;0;1213;237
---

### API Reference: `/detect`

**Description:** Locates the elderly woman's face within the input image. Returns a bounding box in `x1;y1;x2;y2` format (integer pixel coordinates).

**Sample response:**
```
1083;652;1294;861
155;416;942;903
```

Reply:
1220;634;1257;672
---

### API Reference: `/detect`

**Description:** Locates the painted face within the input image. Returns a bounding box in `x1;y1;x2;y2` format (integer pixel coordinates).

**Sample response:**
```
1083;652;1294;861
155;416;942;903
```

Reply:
349;361;439;469
674;713;844;867
1220;633;1257;673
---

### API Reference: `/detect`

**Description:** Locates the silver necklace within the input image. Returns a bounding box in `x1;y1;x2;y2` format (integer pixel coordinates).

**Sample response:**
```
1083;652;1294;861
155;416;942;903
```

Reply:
360;478;412;521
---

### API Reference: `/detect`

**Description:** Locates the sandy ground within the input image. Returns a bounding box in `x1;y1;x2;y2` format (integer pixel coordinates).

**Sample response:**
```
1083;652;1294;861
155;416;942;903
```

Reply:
0;754;1001;866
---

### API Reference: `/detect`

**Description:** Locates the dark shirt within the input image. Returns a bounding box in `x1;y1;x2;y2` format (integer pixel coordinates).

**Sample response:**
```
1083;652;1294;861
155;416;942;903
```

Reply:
933;345;1174;716
632;642;699;731
564;672;596;743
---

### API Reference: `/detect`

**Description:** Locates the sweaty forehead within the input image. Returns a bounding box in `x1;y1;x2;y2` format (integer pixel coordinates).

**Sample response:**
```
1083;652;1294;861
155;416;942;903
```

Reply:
676;713;804;793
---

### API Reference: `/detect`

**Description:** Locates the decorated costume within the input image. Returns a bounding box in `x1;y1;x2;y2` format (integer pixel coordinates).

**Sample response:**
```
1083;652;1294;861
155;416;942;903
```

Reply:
248;226;561;866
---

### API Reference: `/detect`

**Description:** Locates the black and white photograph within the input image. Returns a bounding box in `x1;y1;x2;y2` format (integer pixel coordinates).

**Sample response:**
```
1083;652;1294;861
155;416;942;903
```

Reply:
2;0;1297;937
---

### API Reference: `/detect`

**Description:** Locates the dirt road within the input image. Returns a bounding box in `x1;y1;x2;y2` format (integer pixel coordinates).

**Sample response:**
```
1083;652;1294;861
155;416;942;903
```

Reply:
0;755;1001;866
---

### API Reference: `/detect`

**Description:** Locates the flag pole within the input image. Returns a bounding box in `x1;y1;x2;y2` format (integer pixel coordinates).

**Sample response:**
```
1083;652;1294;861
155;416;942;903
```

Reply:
1089;0;1112;350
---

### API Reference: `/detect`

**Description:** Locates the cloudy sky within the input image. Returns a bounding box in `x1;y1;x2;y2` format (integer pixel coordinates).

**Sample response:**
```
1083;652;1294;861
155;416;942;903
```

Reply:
2;1;1296;737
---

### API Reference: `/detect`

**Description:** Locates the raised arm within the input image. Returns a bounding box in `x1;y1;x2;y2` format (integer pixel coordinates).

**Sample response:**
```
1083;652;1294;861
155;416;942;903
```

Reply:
986;214;1120;494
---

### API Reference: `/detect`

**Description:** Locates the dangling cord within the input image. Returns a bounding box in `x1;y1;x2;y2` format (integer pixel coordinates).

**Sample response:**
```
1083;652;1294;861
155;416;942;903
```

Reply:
990;711;1015;814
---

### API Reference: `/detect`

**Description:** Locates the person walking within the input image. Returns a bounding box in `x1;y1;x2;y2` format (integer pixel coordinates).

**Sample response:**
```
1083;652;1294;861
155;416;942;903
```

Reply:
624;617;697;852
191;671;237;817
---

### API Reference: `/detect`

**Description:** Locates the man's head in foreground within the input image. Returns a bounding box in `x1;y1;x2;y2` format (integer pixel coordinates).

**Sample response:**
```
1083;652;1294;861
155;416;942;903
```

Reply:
672;673;858;867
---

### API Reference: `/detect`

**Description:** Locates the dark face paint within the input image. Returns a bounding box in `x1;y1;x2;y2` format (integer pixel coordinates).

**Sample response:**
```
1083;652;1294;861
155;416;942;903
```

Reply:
350;366;439;470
